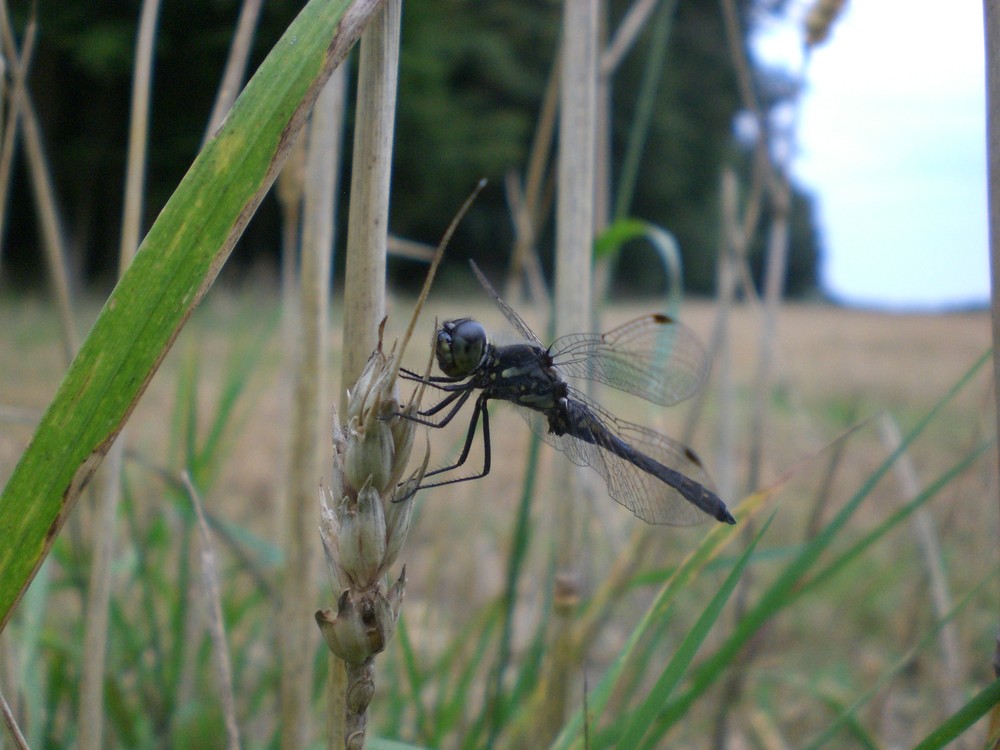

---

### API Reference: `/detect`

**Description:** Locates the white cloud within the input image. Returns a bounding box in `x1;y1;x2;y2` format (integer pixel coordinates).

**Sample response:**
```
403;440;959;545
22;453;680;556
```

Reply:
759;0;988;308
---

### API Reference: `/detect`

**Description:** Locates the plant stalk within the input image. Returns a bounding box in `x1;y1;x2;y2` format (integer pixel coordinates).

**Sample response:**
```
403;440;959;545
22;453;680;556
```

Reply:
79;4;162;745
341;0;401;394
280;66;343;750
542;0;598;741
982;0;1000;681
331;1;401;746
0;4;76;361
203;0;265;143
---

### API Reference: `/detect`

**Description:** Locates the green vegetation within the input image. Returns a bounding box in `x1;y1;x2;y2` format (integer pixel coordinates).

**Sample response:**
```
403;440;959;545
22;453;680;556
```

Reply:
1;0;997;748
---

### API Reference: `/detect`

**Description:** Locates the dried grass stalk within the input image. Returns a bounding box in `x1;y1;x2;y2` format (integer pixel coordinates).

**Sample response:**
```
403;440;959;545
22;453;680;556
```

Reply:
322;1;401;746
203;0;265;142
279;69;343;749
184;472;241;750
538;0;599;741
341;0;401;392
0;4;76;360
79;4;162;744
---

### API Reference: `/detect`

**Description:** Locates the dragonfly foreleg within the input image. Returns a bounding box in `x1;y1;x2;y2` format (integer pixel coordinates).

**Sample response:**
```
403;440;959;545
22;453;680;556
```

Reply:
398;386;474;428
399;367;459;386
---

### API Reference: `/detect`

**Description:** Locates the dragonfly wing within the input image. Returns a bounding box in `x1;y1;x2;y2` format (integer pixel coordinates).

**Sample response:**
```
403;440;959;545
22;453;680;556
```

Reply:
549;314;709;406
598;415;717;525
469;260;545;347
517;396;715;526
521;407;592;468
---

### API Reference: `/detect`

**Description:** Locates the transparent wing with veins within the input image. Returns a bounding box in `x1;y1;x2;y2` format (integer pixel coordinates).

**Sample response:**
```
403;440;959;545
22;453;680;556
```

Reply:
469;260;709;407
469;260;545;347
549;315;708;407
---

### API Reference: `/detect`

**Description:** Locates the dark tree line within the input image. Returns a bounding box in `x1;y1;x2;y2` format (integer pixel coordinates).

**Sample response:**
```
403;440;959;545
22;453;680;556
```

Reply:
2;0;819;298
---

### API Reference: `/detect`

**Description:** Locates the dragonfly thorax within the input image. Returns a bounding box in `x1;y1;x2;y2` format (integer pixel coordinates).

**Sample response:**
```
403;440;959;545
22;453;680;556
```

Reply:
436;318;488;378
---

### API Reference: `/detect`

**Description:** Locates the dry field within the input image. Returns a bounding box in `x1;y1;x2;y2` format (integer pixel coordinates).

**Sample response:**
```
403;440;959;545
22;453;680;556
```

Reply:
0;288;995;745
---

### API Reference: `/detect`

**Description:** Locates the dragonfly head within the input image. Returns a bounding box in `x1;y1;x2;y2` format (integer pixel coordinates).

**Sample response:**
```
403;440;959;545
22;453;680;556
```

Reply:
436;318;487;378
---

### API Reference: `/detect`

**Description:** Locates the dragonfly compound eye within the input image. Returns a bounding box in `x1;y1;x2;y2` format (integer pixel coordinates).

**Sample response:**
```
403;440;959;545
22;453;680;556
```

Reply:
436;318;487;378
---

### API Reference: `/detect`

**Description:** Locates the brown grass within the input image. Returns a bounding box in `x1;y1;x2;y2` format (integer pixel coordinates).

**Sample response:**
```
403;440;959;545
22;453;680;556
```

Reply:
0;288;994;744
2;289;993;572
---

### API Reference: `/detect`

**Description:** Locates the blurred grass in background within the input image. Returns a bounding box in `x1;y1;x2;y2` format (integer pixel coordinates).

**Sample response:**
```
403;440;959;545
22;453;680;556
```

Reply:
0;289;995;747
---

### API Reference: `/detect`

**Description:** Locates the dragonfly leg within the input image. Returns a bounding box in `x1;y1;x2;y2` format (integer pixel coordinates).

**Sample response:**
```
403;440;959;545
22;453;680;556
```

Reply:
399;368;458;386
398;387;474;427
417;394;492;487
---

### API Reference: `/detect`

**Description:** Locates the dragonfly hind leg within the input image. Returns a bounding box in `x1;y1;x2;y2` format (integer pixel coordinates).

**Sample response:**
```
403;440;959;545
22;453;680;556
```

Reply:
409;394;493;491
395;391;491;502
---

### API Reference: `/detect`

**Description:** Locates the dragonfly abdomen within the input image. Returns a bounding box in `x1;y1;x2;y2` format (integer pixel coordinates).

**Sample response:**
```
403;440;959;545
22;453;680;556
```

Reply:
554;398;736;525
624;447;736;525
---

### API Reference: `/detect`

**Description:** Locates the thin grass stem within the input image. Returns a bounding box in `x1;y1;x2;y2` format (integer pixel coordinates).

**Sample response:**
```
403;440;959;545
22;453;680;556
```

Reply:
612;0;678;221
329;2;399;747
0;1;76;360
183;471;241;750
118;0;161;271
601;0;658;75
506;51;559;306
984;0;1000;686
203;0;265;143
79;5;162;743
0;2;34;276
76;440;123;750
878;412;964;714
541;0;599;740
0;685;29;750
281;67;343;750
341;0;400;396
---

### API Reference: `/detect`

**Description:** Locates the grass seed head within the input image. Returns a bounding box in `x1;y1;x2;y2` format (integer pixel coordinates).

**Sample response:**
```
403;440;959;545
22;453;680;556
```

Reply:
805;0;848;47
342;347;419;495
337;481;388;587
318;338;422;665
314;568;405;664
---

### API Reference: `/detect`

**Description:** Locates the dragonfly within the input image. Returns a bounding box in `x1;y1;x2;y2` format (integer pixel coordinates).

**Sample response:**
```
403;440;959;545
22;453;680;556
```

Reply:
399;261;735;526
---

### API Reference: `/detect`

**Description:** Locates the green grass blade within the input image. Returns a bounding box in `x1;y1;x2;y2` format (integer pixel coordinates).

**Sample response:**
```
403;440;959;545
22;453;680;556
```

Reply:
0;0;385;630
809;691;881;750
657;349;991;730
119;472;167;687
593;218;684;316
368;738;433;750
486;429;542;746
192;314;277;485
613;0;679;220
548;509;748;750
180;350;201;475
436;612;500;745
910;676;1000;750
615;515;773;749
800;437;993;598
392;612;431;739
12;557;52;747
802;562;1000;749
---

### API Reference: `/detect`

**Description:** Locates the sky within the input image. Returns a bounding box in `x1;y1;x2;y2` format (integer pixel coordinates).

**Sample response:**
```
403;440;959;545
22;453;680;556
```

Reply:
755;1;989;310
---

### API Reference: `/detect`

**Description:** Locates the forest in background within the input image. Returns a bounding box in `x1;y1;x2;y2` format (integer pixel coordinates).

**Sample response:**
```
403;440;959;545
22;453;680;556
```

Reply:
2;0;819;297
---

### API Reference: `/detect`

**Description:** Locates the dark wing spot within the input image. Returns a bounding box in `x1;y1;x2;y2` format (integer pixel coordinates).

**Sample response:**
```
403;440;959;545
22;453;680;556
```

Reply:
684;446;704;467
652;312;674;324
